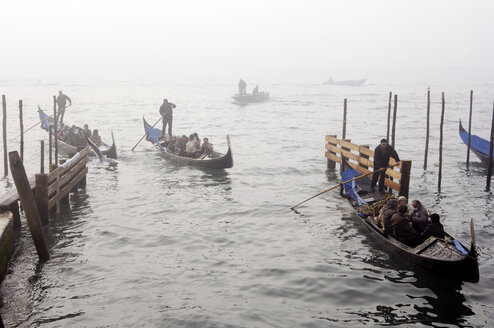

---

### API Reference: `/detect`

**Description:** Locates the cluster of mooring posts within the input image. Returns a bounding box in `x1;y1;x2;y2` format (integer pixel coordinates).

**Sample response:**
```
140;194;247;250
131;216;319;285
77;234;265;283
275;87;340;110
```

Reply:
0;95;90;284
335;90;494;193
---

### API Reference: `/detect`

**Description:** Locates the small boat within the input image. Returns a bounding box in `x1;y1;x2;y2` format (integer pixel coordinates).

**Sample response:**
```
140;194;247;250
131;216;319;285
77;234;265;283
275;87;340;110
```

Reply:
324;77;366;86
38;107;117;159
143;117;233;169
340;158;479;283
459;120;493;165
232;92;270;104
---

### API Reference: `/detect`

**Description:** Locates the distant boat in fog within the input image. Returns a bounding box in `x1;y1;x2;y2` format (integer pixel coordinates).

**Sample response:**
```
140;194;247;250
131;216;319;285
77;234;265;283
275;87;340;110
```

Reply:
324;77;367;86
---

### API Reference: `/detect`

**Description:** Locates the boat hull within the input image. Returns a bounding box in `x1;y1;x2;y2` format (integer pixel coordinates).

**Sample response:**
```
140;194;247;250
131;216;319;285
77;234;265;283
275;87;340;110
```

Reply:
459;120;493;165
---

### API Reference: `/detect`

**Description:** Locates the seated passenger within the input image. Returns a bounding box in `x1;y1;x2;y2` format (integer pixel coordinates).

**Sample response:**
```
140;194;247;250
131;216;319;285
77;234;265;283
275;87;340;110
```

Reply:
379;199;398;233
193;133;201;150
252;85;259;95
421;213;445;240
83;124;92;138
398;196;411;215
200;137;214;155
408;200;428;234
90;129;102;146
167;136;177;152
176;135;188;154
391;204;419;247
186;135;197;155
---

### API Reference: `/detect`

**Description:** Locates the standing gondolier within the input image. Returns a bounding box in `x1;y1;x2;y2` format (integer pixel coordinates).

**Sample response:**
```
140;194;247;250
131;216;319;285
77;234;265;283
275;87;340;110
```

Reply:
56;90;72;126
371;138;400;192
159;98;176;138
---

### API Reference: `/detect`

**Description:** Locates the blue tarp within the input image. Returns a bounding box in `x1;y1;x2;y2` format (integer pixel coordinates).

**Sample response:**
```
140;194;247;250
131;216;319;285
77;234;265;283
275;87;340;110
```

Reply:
342;169;367;207
143;118;164;150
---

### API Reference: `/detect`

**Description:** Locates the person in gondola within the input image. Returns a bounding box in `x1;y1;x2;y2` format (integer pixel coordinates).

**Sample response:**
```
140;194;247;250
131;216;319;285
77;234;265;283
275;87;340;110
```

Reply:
391;204;419;247
371;138;400;193
83;124;92;138
238;79;247;95
379;198;398;234
90;129;102;146
252;85;259;95
421;213;445;241
186;134;197;156
56;90;72;126
200;137;213;155
408;200;428;234
159;99;177;138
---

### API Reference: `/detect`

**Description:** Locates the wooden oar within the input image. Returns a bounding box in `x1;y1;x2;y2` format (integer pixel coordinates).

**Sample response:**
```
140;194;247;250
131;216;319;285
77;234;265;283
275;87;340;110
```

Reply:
131;116;163;151
14;106;50;139
290;163;399;210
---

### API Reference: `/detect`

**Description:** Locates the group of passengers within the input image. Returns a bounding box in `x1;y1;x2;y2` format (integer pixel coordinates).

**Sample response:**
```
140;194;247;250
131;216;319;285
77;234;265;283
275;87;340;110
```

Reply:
375;196;445;247
166;132;214;158
59;124;102;147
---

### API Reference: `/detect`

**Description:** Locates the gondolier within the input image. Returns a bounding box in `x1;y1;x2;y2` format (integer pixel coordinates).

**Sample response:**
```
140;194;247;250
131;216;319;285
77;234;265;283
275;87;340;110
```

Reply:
371;138;400;192
159;99;176;138
56;90;72;126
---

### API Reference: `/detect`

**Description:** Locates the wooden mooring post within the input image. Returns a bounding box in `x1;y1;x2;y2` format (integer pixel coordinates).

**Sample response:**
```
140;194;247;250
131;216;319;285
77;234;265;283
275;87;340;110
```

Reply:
438;92;445;192
326;134;337;170
485;101;494;192
53;96;58;166
342;99;347;139
40;140;45;174
424;88;430;170
2;95;7;176
467;90;474;170
8;151;50;261
19;100;24;163
387;92;392;141
392;94;398;148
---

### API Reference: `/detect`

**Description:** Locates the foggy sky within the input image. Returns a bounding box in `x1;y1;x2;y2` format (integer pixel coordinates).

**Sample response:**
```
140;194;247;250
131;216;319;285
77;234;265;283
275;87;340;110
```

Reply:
1;0;493;84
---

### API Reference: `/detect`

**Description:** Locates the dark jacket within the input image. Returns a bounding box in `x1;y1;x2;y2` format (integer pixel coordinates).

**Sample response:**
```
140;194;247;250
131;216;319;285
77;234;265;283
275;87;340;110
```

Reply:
381;208;397;233
56;94;72;108
421;221;445;240
374;144;400;168
391;213;418;246
159;102;176;117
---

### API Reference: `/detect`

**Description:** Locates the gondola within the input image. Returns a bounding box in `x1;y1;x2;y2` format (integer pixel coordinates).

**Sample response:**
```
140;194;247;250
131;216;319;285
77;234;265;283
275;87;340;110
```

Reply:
459;120;493;165
324;77;366;86
232;92;270;104
340;157;479;283
38;107;117;159
143;117;233;169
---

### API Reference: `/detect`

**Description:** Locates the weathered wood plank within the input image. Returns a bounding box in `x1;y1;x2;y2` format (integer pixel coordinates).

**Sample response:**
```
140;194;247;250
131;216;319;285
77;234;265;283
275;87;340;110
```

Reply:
48;155;88;184
325;135;341;145
48;167;88;209
359;146;374;158
0;175;36;206
340;139;360;152
340;148;360;162
47;159;88;196
346;160;400;191
325;152;342;164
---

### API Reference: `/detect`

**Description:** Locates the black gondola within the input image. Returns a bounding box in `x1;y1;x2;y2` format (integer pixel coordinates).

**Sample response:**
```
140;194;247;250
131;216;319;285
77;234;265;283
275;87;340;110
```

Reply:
459;120;493;165
143;117;233;169
340;158;479;283
38;107;117;159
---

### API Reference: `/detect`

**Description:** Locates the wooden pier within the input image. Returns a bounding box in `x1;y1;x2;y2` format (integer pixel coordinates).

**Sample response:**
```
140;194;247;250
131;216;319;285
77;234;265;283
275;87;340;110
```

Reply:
0;146;90;273
325;135;412;198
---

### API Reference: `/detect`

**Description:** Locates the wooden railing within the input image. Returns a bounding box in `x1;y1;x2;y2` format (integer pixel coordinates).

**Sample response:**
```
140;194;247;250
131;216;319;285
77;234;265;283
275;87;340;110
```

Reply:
325;135;412;198
35;147;89;223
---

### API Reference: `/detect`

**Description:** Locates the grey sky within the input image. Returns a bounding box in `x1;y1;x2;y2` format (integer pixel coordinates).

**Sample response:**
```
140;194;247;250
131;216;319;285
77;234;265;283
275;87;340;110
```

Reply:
1;0;493;83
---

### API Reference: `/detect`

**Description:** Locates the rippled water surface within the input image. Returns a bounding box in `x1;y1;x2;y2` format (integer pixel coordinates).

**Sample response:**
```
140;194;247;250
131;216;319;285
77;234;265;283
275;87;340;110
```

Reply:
0;80;493;327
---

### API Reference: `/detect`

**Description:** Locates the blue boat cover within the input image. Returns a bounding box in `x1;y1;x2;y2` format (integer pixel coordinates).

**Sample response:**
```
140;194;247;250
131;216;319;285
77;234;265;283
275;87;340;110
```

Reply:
342;169;367;207
143;118;164;150
460;127;493;158
38;109;55;135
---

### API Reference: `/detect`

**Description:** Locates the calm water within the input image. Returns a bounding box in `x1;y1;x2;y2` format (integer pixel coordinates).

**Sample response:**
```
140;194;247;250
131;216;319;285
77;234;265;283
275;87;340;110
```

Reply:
0;80;493;327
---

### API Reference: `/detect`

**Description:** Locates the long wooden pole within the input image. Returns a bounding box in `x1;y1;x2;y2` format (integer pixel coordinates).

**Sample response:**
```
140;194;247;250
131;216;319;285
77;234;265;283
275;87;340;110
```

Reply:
2;95;7;176
424;88;430;170
131;116;163;151
291;163;398;210
342;98;347;139
40;140;45;174
485;101;494;191
19;100;24;163
48;126;52;167
9;151;50;261
467;90;473;170
53;95;58;165
386;92;392;141
392;94;398;148
438;92;445;192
